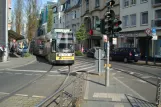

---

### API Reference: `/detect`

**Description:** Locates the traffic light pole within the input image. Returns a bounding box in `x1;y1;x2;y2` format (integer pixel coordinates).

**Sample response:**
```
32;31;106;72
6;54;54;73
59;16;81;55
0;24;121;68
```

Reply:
105;40;110;87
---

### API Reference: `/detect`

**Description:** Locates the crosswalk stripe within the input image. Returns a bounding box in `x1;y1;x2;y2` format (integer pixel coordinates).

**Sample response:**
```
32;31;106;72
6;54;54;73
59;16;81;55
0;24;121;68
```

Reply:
5;69;47;73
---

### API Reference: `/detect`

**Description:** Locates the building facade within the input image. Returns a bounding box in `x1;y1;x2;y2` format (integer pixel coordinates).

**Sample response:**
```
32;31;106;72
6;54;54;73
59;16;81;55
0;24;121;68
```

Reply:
53;1;65;29
63;0;81;36
119;0;161;58
81;0;120;49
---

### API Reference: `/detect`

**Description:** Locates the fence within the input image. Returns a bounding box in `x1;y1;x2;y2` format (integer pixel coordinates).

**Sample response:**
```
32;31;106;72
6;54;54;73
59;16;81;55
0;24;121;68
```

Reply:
36;72;87;107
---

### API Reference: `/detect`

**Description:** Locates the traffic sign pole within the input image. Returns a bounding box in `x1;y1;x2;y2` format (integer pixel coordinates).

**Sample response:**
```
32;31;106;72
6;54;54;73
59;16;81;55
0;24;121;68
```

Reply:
145;28;151;65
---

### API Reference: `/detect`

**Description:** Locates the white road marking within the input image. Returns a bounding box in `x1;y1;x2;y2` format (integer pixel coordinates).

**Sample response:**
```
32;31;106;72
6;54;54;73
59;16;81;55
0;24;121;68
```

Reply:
15;94;28;97
32;95;46;98
74;63;93;69
130;72;134;75
0;92;9;95
5;72;13;74
47;75;62;76
135;79;147;83
112;73;116;76
117;71;121;73
50;70;60;73
88;69;95;72
84;76;89;100
6;69;47;73
73;66;95;72
141;76;155;79
117;77;124;79
114;77;147;101
25;74;33;76
15;73;22;75
35;74;41;76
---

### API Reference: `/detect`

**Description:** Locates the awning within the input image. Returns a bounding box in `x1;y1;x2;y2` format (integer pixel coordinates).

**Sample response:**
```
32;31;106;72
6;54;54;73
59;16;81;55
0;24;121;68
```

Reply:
8;30;24;40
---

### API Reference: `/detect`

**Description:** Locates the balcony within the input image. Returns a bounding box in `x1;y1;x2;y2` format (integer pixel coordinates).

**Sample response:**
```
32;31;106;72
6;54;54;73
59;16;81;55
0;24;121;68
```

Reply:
152;0;161;7
151;19;161;28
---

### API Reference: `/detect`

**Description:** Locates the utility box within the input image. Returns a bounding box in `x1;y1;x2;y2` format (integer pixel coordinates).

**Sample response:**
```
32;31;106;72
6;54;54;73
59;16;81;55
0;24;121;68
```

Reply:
94;48;105;75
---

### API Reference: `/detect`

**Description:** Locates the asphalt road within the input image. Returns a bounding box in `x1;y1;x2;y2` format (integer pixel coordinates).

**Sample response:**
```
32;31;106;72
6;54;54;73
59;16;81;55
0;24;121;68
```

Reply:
0;56;159;106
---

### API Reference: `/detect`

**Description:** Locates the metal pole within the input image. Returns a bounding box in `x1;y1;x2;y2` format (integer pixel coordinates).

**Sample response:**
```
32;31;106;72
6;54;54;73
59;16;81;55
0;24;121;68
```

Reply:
154;40;156;65
105;39;110;87
146;35;148;65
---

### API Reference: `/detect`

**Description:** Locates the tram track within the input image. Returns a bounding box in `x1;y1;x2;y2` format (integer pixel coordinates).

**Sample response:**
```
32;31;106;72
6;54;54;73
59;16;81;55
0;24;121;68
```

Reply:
0;64;72;105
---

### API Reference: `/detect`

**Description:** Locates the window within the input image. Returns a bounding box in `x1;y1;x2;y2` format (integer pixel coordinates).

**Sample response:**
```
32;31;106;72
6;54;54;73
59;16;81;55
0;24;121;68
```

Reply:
131;0;136;5
60;17;61;23
141;0;148;3
155;9;161;19
95;0;100;7
86;0;89;11
130;14;136;26
123;15;129;27
75;11;76;18
124;0;129;7
141;11;148;25
54;17;55;23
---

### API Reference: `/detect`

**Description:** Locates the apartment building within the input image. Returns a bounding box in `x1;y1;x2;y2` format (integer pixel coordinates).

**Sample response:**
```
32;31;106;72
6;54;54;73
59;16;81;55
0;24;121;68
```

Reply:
53;1;65;29
63;0;81;36
119;0;161;58
81;0;120;49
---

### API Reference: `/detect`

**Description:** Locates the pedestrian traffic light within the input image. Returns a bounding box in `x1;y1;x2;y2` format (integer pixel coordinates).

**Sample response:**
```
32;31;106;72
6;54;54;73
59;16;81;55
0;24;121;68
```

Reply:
107;0;115;7
113;18;122;32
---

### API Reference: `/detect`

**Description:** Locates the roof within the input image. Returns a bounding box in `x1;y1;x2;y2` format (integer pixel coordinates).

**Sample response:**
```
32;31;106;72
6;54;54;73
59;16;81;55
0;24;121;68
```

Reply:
8;30;24;40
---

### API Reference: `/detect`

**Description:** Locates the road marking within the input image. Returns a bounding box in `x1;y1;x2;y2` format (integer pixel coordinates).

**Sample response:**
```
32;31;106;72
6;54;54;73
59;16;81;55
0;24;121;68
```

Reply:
130;72;134;75
35;74;41;76
88;69;95;72
6;69;47;73
74;63;93;69
47;75;62;77
50;70;60;73
135;79;147;83
84;76;89;100
25;74;33;76
15;94;28;97
73;66;95;72
112;73;116;76
117;71;121;73
5;72;13;74
114;77;147;101
0;92;9;95
114;104;124;107
141;76;155;79
32;95;46;98
15;73;22;75
117;77;124;79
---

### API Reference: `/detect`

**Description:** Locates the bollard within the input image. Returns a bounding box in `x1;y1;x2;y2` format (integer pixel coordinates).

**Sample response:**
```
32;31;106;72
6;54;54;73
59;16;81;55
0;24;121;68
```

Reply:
156;78;161;107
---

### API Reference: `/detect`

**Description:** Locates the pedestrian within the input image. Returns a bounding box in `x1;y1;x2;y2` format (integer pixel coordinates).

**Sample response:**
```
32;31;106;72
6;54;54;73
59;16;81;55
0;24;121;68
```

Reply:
20;42;24;57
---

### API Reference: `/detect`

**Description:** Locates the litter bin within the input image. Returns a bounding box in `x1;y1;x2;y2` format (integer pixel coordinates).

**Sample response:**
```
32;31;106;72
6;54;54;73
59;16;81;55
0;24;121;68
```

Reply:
0;50;4;62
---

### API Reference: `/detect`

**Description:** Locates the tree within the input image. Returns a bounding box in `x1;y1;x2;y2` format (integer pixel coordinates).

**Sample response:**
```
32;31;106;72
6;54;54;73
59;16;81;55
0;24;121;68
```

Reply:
47;5;53;32
75;24;88;50
25;0;40;42
14;0;23;35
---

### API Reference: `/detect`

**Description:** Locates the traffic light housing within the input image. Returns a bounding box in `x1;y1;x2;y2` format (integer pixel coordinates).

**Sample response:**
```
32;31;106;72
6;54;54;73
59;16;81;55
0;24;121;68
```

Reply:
107;0;115;7
113;18;122;32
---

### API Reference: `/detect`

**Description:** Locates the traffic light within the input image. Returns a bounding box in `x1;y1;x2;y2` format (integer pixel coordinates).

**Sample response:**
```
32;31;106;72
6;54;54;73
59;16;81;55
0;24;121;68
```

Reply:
107;0;115;7
113;18;122;32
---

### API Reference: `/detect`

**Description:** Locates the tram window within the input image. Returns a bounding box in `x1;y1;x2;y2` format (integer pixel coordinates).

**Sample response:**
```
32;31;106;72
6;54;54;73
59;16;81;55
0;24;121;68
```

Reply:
52;40;56;52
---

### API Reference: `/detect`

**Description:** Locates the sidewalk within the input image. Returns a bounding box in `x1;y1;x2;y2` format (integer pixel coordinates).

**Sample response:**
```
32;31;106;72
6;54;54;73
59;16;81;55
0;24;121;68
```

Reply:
81;70;156;107
135;60;161;67
0;55;36;70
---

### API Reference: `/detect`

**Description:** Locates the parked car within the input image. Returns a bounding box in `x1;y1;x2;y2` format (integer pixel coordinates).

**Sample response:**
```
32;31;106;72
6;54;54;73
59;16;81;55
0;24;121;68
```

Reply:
110;48;141;63
87;47;105;58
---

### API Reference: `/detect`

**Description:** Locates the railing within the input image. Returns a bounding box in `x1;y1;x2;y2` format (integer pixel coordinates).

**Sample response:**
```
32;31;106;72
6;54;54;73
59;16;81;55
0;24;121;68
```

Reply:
35;72;87;107
151;19;161;28
152;0;161;7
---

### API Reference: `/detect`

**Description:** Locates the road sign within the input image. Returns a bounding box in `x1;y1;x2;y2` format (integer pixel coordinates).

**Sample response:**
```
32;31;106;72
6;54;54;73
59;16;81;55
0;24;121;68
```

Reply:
152;28;157;36
152;36;158;40
112;38;117;45
145;28;151;35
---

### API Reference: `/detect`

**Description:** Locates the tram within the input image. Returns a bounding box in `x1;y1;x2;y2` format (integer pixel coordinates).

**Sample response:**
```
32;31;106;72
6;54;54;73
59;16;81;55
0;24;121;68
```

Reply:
31;29;75;65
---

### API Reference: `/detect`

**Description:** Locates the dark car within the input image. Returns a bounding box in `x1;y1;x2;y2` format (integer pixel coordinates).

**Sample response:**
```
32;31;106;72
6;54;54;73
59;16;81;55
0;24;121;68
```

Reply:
110;48;140;63
87;47;105;58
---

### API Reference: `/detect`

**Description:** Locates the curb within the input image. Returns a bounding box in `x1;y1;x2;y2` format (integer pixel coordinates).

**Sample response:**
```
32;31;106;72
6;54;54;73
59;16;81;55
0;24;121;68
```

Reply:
0;56;37;71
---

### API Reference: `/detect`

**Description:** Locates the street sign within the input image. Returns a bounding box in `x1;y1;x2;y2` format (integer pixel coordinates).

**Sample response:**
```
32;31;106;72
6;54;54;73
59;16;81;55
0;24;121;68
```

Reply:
152;28;157;36
152;36;158;40
103;35;107;42
145;28;151;35
112;38;117;45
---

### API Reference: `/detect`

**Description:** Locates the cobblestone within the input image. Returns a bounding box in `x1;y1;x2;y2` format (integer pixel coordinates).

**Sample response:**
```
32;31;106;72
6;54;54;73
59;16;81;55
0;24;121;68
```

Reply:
0;96;44;107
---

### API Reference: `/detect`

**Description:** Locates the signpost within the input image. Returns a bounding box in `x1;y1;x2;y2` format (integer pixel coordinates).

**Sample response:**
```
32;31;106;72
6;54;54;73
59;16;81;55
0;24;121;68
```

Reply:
152;28;157;65
145;28;151;65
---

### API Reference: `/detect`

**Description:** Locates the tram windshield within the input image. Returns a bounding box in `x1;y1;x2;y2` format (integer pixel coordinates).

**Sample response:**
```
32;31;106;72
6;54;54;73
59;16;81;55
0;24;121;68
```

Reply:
56;32;74;52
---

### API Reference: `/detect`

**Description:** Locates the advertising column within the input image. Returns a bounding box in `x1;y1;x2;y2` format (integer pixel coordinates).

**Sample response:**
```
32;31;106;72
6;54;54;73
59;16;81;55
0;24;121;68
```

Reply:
0;0;8;62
